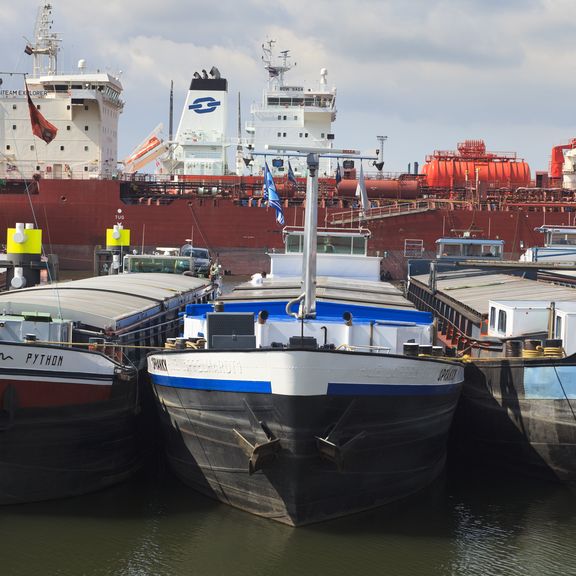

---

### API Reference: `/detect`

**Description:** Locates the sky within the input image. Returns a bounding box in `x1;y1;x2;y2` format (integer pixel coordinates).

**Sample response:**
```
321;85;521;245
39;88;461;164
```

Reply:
1;0;575;174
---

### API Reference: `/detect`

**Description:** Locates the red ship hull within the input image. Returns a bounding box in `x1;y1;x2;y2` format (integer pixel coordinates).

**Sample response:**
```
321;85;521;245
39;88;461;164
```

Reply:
1;177;574;278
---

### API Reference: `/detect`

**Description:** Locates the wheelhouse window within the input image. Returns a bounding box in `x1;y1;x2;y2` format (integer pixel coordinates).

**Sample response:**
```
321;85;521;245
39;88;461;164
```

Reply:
497;310;507;333
555;315;563;339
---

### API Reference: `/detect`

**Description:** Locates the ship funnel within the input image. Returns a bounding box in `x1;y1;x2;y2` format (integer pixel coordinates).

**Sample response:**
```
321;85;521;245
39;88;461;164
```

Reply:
78;59;86;72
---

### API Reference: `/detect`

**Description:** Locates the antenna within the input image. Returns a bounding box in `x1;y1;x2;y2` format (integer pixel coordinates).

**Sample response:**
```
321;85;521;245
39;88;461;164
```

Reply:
236;91;244;175
237;91;241;144
24;3;61;77
374;135;387;171
262;39;291;85
169;80;173;141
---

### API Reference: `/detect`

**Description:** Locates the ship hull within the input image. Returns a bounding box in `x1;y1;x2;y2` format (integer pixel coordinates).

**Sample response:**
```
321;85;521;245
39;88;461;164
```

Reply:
0;178;571;275
150;348;462;526
0;342;141;505
453;355;576;483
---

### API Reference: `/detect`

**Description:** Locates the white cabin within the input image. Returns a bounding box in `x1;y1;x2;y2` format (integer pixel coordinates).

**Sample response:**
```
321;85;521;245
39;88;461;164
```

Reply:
488;299;576;354
436;237;505;261
488;300;551;339
269;227;381;281
554;302;576;356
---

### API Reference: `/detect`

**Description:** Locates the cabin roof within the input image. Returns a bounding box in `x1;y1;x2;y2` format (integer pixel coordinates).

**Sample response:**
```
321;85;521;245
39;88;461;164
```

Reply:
0;273;211;331
436;238;505;246
410;269;576;316
224;275;415;309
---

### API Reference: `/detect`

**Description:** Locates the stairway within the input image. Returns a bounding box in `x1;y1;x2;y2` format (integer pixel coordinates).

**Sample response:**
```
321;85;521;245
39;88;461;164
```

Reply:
329;200;436;226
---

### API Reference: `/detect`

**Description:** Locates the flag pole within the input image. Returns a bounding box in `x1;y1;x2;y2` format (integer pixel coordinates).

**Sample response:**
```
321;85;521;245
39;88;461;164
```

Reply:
266;145;374;319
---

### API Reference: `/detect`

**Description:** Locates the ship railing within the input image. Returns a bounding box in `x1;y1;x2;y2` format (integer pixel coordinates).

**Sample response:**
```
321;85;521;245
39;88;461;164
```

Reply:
329;200;436;225
337;344;392;354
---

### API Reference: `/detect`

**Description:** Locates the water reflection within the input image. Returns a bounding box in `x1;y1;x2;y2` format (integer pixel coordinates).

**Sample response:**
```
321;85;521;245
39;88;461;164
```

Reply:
2;457;575;576
4;275;568;575
449;465;576;576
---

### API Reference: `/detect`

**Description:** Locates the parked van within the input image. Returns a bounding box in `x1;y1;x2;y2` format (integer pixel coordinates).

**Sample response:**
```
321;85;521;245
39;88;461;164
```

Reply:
180;244;210;275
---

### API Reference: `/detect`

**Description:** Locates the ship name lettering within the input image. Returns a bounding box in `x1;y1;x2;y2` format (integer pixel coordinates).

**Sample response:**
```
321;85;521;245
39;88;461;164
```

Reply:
25;353;64;367
151;358;168;371
0;90;48;98
437;367;457;382
185;359;240;375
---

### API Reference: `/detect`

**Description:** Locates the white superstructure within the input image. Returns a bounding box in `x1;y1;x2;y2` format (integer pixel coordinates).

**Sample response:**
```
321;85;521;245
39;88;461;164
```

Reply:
244;40;337;178
0;2;123;180
162;41;338;179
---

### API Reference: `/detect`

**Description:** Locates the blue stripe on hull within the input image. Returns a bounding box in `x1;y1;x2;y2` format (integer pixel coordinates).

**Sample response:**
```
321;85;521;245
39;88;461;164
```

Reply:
151;374;460;396
327;382;461;396
151;374;272;394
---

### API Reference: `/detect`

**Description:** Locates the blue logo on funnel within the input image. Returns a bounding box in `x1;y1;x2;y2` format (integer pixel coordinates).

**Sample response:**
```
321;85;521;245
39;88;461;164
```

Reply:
189;97;221;114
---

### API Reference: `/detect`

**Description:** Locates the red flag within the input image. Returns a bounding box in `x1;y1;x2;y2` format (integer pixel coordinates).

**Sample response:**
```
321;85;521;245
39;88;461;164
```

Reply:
26;90;57;144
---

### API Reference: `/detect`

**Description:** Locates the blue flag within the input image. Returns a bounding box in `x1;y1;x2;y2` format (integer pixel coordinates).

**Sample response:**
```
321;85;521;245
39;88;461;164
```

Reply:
335;162;342;185
263;162;285;225
288;161;297;186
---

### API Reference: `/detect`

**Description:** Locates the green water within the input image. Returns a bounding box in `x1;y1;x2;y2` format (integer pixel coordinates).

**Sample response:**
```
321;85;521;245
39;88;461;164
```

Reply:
2;459;575;576
4;274;575;575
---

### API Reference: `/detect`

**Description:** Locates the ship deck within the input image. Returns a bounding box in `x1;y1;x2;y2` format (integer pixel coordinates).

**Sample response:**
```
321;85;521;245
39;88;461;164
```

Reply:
409;268;576;317
0;273;212;332
224;275;414;309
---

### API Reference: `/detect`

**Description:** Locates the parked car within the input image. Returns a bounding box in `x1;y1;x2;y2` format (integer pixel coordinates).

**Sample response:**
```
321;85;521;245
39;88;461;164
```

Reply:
180;245;210;275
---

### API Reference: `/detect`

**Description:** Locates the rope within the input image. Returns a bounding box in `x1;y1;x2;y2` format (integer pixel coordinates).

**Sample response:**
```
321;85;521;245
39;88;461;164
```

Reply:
4;73;64;320
22;340;167;350
543;346;564;358
164;338;206;350
522;347;543;359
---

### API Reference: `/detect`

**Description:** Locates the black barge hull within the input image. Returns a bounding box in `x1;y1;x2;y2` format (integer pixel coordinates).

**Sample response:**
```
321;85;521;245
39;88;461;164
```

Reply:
153;387;461;526
0;374;141;504
455;355;576;482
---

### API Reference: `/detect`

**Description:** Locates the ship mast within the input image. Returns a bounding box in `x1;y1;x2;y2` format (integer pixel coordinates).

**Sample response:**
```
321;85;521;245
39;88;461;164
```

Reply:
262;40;291;88
25;3;61;77
268;145;375;319
236;92;244;175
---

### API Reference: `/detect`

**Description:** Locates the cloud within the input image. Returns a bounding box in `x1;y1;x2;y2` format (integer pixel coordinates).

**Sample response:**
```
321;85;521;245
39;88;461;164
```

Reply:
3;0;576;172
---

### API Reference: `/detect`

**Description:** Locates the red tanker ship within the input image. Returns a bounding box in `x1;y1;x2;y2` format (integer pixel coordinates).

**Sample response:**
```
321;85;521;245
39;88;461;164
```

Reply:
2;138;576;280
3;5;576;278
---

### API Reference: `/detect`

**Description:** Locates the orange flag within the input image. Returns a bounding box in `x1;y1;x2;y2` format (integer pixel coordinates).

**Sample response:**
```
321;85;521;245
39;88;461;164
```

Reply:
26;90;57;144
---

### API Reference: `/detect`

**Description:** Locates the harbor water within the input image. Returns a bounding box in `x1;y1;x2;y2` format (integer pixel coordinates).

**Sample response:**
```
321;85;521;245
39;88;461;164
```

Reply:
2;458;576;576
3;275;576;576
